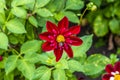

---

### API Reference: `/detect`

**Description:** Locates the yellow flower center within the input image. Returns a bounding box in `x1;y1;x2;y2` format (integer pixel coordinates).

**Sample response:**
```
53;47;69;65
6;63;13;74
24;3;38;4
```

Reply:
114;74;120;80
56;35;65;43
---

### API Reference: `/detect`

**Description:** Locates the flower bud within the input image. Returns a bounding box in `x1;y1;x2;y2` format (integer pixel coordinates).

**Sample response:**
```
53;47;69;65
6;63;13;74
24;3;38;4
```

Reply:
87;2;97;11
91;5;97;11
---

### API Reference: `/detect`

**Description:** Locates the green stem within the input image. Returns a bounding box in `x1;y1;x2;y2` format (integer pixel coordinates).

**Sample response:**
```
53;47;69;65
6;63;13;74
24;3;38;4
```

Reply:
79;8;88;25
2;11;12;32
8;45;24;59
6;11;12;22
12;49;23;59
32;0;37;14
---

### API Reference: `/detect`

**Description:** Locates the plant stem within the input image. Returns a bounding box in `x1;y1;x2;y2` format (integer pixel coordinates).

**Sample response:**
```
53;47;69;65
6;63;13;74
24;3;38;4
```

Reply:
79;8;88;25
2;11;12;32
32;0;37;14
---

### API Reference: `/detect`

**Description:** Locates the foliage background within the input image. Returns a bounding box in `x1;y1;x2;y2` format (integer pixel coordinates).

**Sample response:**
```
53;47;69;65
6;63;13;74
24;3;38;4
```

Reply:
0;0;119;80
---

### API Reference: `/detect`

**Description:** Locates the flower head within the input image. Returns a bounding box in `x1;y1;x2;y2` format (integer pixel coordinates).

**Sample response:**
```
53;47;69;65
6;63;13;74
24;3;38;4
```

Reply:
39;16;83;62
102;61;120;80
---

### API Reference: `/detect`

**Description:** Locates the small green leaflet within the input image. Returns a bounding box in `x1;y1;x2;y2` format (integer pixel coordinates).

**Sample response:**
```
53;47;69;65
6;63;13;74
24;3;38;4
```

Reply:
32;66;51;80
0;32;8;50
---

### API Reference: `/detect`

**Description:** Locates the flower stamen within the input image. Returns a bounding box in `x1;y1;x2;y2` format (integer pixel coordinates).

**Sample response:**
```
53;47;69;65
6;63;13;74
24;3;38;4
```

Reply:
56;35;65;42
114;74;120;80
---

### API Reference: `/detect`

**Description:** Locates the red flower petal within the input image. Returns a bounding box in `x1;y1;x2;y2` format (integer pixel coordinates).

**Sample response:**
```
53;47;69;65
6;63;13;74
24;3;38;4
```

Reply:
42;42;56;51
66;36;83;46
39;32;54;41
58;16;69;33
105;64;114;73
46;21;58;34
102;74;112;80
64;43;73;58
0;56;3;61
64;26;80;36
114;61;120;72
54;47;63;62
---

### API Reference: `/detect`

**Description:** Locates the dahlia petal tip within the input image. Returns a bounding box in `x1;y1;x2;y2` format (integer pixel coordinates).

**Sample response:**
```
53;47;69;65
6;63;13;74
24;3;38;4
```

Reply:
105;64;114;73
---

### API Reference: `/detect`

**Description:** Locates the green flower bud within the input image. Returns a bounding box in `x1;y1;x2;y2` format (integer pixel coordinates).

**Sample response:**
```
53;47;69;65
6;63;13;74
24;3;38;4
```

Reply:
91;5;97;11
87;2;97;11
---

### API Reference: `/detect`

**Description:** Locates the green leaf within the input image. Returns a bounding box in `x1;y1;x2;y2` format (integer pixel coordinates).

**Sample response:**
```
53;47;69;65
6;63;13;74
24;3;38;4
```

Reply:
8;34;19;44
4;72;14;80
55;59;69;69
11;0;34;7
17;59;35;80
65;0;84;10
28;16;38;27
37;17;55;28
0;32;8;50
110;54;119;65
46;0;66;12
72;35;93;57
68;59;84;72
32;66;51;80
107;0;114;3
11;7;27;19
0;57;7;69
35;0;50;8
93;15;109;37
5;55;18;75
90;0;102;7
0;0;6;8
53;69;66;80
0;9;5;24
6;18;26;34
109;18;120;34
20;40;42;54
38;53;55;66
36;8;53;17
63;11;79;23
84;54;110;75
26;24;35;40
0;70;4;80
24;53;41;63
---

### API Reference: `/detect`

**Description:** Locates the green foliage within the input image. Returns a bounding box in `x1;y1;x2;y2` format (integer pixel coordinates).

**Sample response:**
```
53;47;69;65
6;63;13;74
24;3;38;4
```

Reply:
0;32;8;50
24;53;41;63
86;0;120;37
17;59;35;80
36;8;53;17
0;9;5;24
35;0;50;8
68;59;84;72
5;55;18;75
28;16;38;27
83;54;110;76
109;18;120;34
32;66;51;80
55;59;69;69
4;72;14;80
72;35;93;57
53;69;66;80
0;0;116;80
11;7;27;19
6;18;26;34
20;40;42;54
93;15;108;37
110;54;119;65
65;0;84;10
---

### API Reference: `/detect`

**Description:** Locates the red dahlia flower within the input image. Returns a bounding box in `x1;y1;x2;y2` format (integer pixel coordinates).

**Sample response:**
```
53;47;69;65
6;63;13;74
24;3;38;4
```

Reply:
102;61;120;80
39;16;83;62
